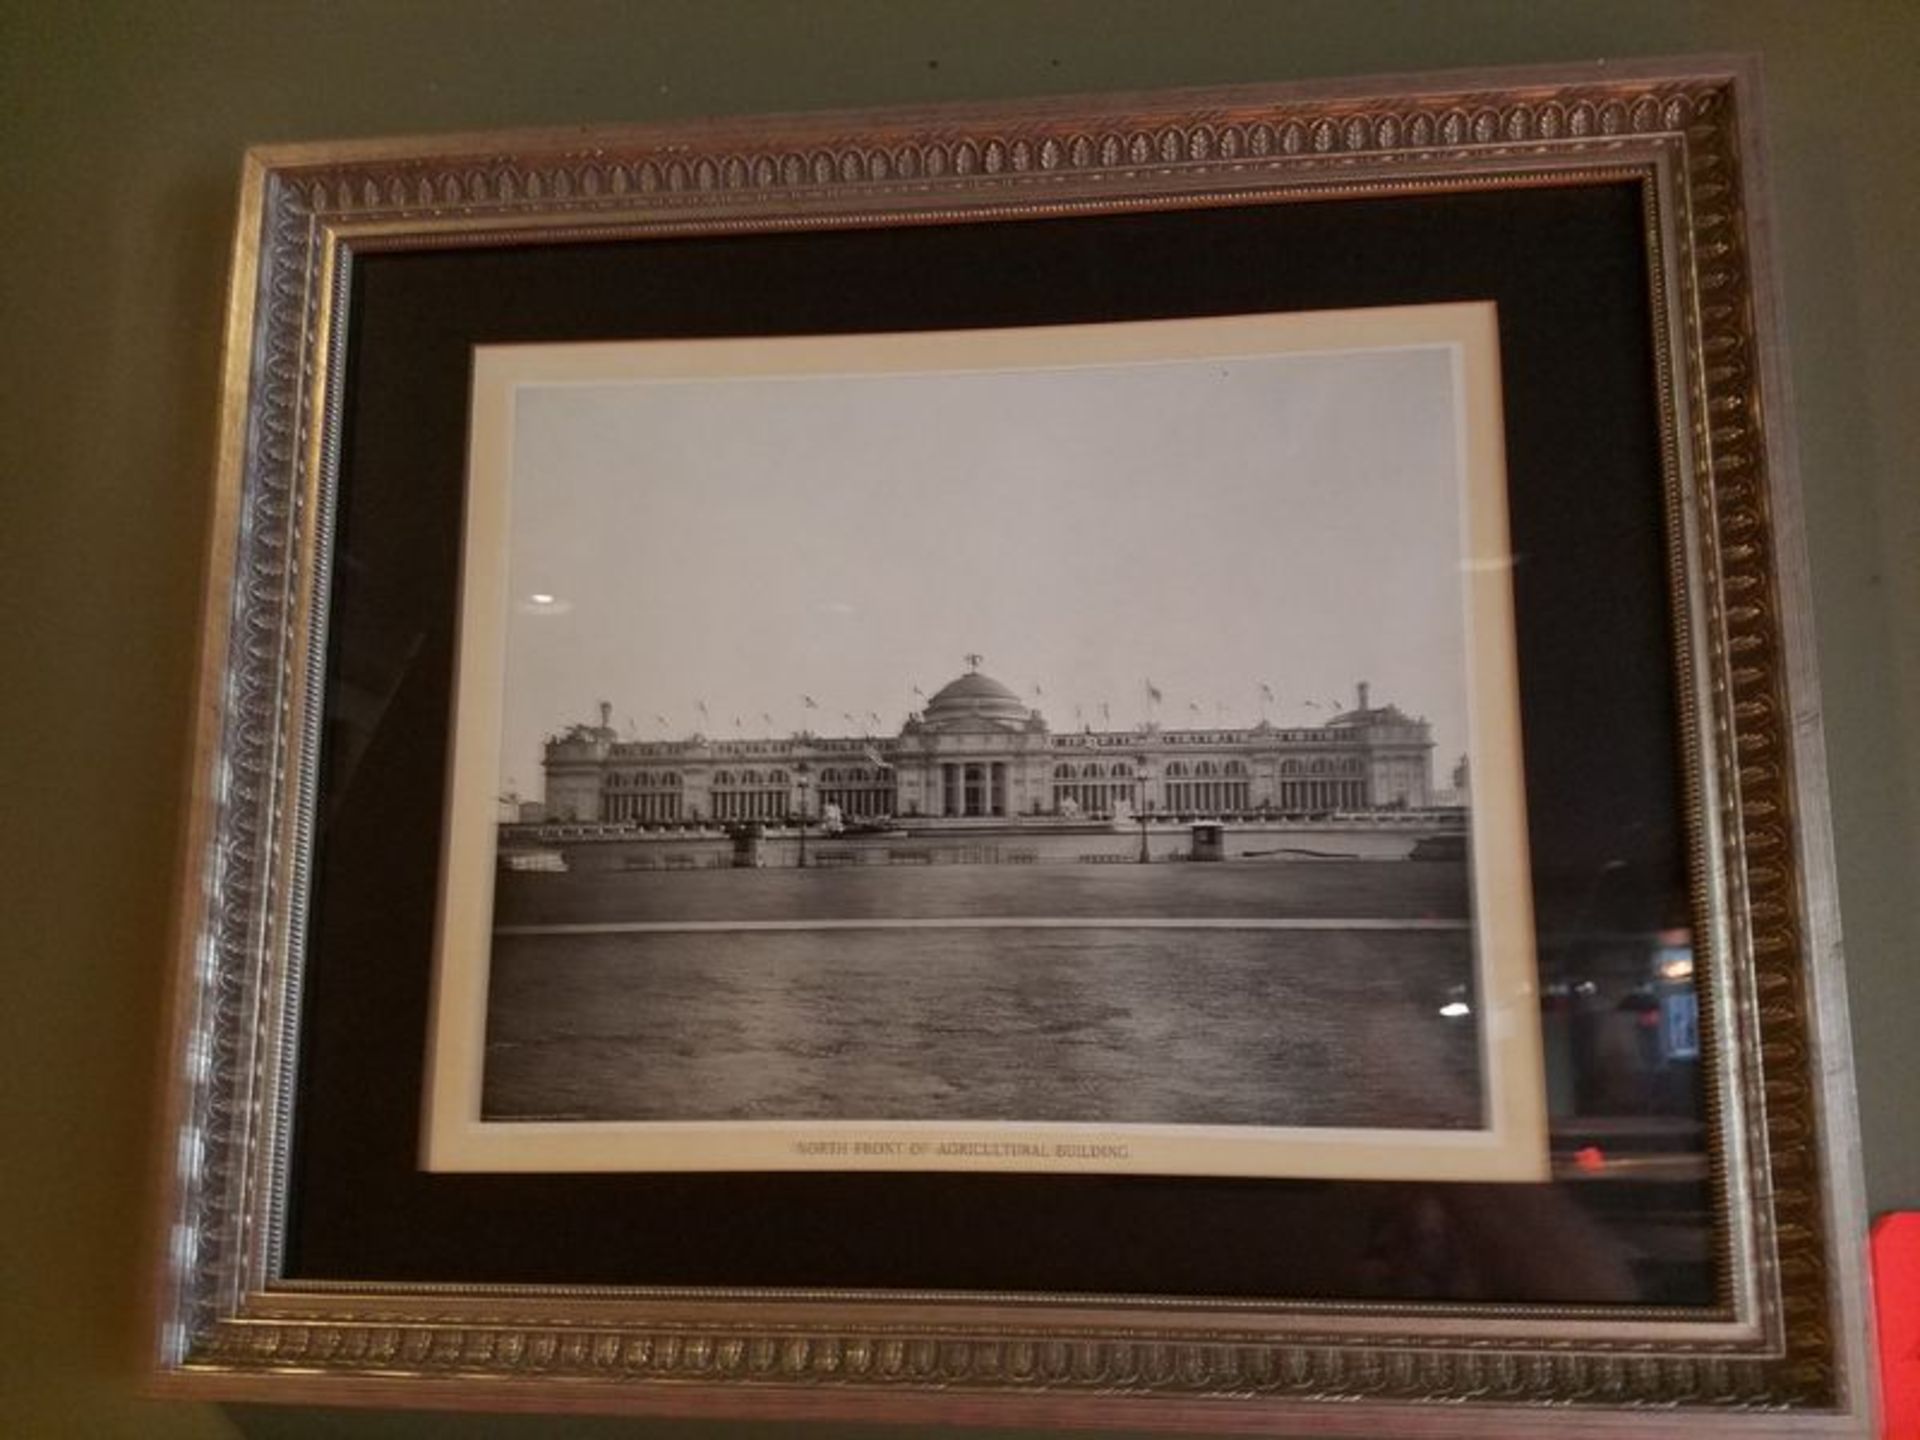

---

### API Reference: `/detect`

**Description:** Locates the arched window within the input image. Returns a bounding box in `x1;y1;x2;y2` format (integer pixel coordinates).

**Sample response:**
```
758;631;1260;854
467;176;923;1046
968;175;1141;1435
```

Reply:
1054;763;1075;779
1166;761;1189;778
741;769;762;784
714;770;736;786
1281;759;1301;775
768;769;788;784
1110;763;1131;778
1311;759;1328;774
1344;757;1363;774
663;772;680;787
821;768;841;783
1195;760;1218;777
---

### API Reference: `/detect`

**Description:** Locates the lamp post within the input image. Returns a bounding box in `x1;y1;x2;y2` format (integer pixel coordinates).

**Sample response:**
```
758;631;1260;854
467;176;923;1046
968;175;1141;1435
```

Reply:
795;763;811;870
1136;761;1152;863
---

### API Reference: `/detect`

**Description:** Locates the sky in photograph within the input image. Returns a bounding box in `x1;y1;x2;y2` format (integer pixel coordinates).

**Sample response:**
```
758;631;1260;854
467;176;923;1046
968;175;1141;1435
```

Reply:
493;337;1478;798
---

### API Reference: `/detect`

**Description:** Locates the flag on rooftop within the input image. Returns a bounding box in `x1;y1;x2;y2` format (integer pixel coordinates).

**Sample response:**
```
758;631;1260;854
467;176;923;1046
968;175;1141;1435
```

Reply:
863;745;892;770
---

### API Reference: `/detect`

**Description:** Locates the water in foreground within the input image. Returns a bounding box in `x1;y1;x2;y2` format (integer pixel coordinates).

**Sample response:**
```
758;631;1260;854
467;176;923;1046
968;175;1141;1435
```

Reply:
481;860;1480;1130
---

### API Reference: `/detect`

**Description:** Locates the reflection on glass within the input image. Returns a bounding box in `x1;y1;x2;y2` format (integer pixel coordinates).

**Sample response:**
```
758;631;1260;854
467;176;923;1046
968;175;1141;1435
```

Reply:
1533;893;1709;1305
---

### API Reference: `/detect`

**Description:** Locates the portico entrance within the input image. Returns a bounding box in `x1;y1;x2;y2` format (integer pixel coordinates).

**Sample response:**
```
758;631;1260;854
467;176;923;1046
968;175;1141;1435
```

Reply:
941;761;1007;817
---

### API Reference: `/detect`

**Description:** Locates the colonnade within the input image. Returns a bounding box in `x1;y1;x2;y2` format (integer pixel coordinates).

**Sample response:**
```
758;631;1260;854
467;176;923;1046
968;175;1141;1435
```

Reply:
940;761;1007;817
1159;781;1252;814
707;789;791;820
818;784;897;818
1273;779;1367;811
1054;782;1135;813
602;792;684;822
590;754;1399;824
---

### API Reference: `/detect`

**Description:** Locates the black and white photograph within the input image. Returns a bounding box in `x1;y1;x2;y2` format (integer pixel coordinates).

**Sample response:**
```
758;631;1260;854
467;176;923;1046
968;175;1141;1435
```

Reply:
425;305;1545;1179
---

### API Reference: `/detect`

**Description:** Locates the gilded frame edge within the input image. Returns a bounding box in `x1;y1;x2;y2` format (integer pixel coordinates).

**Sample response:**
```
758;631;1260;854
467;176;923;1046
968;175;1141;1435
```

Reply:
144;54;1876;1434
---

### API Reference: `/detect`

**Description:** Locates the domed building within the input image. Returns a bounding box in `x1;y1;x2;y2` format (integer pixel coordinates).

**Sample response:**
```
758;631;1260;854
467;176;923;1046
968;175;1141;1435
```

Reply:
895;664;1050;818
913;670;1040;730
539;662;1434;827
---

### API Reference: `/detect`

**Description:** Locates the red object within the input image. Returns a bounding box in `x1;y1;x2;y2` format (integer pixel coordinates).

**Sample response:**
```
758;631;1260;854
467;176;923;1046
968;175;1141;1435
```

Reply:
1573;1145;1606;1173
1877;1213;1920;1439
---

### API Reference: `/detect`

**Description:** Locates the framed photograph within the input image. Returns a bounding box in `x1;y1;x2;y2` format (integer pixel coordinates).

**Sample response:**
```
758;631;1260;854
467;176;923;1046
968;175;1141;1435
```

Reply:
150;57;1875;1433
427;303;1545;1184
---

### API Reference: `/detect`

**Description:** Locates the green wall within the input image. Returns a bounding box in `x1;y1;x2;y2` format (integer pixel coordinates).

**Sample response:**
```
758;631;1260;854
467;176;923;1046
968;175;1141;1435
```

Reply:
3;4;1913;1436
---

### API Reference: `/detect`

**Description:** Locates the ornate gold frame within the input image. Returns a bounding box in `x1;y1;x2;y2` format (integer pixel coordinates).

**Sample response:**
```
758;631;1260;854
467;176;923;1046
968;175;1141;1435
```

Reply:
148;57;1875;1433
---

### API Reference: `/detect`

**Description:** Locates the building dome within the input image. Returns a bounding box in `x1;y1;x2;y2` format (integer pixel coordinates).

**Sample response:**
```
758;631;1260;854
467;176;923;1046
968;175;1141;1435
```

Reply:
922;670;1031;727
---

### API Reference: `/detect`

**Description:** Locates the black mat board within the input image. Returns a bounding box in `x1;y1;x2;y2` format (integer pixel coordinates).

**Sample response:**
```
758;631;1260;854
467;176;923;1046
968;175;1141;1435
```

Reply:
289;183;1704;1304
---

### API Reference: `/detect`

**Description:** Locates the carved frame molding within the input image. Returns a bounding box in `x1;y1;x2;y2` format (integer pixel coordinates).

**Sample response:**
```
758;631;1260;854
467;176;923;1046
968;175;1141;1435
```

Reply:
148;57;1873;1434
